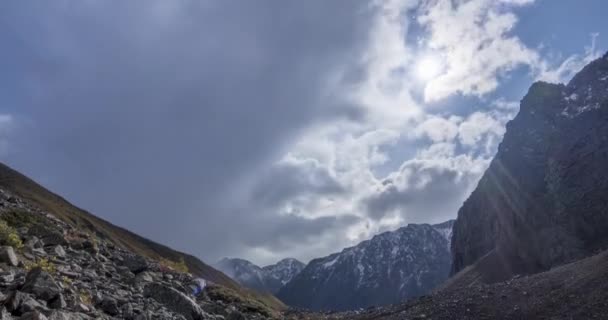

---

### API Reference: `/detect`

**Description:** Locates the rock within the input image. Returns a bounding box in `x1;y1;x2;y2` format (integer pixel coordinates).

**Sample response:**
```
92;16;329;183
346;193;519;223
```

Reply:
28;226;66;247
0;270;15;283
18;296;47;315
25;237;43;250
51;246;66;259
22;267;62;301
98;297;119;316
121;303;134;319
49;294;67;309
5;291;28;314
47;311;90;320
0;307;12;320
226;310;246;320
0;246;19;267
74;304;89;313
144;283;208;320
122;255;149;274
134;272;154;284
19;311;48;320
81;241;98;255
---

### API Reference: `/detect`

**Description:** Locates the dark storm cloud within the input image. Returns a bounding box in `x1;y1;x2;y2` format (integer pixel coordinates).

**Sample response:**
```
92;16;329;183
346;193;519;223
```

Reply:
251;159;345;208
0;1;376;263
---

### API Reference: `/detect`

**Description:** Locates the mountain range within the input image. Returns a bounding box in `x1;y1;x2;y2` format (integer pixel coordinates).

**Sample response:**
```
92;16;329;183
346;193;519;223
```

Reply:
215;258;305;294
277;221;454;311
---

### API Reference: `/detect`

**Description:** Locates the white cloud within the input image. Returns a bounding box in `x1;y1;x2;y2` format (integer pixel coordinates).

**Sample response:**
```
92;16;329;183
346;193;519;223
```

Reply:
414;116;460;142
537;33;602;83
418;0;539;102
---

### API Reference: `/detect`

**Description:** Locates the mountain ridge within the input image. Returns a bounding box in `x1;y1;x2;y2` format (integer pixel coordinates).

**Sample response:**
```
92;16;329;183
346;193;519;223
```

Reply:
215;257;305;294
277;220;454;311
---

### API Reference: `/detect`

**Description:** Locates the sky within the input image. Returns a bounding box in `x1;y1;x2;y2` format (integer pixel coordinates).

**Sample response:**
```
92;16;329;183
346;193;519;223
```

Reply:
0;0;607;266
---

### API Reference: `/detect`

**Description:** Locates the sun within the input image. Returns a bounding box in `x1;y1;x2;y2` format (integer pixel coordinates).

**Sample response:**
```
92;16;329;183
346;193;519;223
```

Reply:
416;56;443;81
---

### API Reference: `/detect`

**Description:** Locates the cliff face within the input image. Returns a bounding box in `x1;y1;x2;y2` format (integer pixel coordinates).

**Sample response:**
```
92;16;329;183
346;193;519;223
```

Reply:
451;53;608;281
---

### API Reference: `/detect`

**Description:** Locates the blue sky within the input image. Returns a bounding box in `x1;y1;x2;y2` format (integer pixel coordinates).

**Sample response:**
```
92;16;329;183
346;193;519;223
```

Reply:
0;0;606;265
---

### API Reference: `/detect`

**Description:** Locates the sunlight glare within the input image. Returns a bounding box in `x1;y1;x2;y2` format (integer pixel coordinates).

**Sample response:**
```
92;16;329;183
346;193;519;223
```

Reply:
416;56;442;81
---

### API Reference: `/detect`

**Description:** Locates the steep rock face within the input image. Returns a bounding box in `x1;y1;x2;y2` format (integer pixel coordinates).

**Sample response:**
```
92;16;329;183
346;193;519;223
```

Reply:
451;53;608;281
215;258;304;294
278;222;453;311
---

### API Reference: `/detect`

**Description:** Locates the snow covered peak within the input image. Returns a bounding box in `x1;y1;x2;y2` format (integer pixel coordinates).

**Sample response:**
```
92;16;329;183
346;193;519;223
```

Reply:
215;257;304;294
278;220;453;311
263;258;305;285
560;54;608;118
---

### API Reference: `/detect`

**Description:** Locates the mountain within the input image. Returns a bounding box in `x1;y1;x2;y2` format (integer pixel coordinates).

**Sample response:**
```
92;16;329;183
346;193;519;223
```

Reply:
0;162;285;315
450;52;608;286
263;258;306;286
293;248;608;320
284;53;608;320
277;221;454;311
215;258;304;294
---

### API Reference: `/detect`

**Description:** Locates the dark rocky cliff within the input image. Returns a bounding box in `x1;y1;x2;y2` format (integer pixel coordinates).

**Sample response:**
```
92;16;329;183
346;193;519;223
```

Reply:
451;53;608;282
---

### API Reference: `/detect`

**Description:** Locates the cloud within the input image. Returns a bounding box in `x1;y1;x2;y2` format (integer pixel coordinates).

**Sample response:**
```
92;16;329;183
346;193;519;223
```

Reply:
1;0;378;264
1;0;601;266
537;33;602;83
418;0;540;102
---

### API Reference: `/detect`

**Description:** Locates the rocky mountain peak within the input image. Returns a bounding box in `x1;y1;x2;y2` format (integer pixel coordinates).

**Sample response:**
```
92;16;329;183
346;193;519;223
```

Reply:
450;53;608;284
262;258;305;286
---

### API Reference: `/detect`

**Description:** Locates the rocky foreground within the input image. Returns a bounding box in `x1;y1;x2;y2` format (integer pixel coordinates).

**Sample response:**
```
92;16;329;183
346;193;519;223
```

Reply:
0;188;280;320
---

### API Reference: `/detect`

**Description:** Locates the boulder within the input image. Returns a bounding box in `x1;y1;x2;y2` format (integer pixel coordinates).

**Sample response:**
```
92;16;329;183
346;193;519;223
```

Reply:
28;226;66;247
49;294;67;309
122;255;149;274
0;246;18;267
144;283;208;320
98;297;119;316
5;291;28;314
21;267;61;301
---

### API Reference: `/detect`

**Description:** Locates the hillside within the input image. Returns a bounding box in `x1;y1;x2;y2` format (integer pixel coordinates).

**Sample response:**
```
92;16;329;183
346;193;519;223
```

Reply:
278;222;453;311
0;162;284;312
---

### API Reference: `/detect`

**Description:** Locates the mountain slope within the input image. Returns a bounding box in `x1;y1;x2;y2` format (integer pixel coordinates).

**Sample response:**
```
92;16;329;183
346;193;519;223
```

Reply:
216;258;304;294
0;161;285;311
450;53;608;284
278;221;454;311
290;248;608;320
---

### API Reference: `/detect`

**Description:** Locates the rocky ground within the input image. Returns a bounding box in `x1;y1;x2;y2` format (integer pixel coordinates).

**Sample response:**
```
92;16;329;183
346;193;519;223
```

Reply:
0;188;280;320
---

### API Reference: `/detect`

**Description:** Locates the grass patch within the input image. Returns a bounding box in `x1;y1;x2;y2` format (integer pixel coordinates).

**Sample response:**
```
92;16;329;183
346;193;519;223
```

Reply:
207;284;282;319
0;220;23;248
160;257;190;273
24;258;57;273
1;208;46;229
